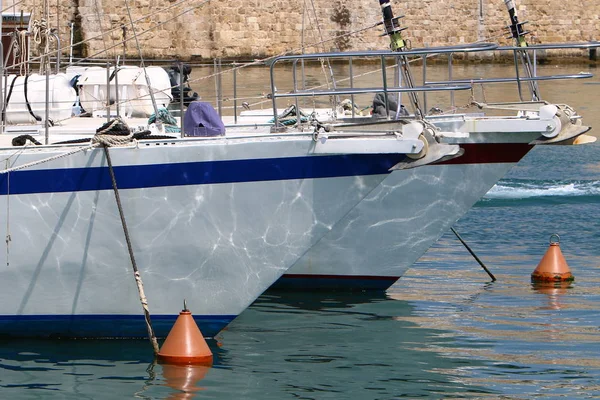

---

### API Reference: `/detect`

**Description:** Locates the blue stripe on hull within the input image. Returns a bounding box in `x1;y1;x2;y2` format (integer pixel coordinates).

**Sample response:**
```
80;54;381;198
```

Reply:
0;314;235;339
0;154;403;195
269;274;400;292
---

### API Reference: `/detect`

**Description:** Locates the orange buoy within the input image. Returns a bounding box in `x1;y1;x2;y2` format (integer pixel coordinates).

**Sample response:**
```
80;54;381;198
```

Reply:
157;303;213;365
531;234;574;282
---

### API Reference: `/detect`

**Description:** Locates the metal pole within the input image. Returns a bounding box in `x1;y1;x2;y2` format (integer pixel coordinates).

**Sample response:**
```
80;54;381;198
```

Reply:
106;62;111;123
233;62;238;124
179;62;184;137
213;59;218;116
269;62;278;128
45;64;50;145
378;0;423;119
503;0;540;100
293;59;299;128
422;54;427;113
381;55;389;118
51;32;60;74
449;53;454;108
349;57;355;118
217;59;223;117
69;22;74;65
395;56;402;119
122;25;127;64
115;57;120;118
56;0;59;45
451;227;496;281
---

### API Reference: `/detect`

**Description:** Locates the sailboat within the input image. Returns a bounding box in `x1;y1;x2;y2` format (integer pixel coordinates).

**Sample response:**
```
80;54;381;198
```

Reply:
0;0;595;340
230;0;599;291
0;4;438;338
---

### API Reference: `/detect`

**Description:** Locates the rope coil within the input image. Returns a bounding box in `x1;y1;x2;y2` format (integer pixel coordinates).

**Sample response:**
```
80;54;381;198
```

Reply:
1;119;138;175
31;18;54;74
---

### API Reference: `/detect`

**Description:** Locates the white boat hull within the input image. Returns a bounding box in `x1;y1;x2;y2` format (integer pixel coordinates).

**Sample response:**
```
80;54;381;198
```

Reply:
0;136;405;337
269;116;540;291
274;159;525;290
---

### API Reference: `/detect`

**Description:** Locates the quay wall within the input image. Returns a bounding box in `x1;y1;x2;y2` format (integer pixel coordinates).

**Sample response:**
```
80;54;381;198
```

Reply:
4;0;599;61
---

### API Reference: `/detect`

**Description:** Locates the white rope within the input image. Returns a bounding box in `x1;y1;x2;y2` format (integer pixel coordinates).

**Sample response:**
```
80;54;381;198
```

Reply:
0;125;136;175
10;30;29;75
31;18;53;74
0;144;97;175
92;134;134;147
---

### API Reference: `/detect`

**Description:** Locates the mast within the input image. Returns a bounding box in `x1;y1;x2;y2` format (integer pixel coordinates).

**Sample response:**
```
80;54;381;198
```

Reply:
378;0;423;118
504;0;528;47
503;0;540;100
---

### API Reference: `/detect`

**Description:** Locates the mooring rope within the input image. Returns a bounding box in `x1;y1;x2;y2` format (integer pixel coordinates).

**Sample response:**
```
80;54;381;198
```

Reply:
102;144;160;354
0;118;160;352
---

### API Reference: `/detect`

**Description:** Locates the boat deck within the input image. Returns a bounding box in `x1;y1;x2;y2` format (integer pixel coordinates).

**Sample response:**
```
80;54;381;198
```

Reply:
0;114;279;149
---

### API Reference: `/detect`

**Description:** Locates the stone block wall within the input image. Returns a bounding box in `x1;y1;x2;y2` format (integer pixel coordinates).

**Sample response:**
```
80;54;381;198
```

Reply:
4;0;599;61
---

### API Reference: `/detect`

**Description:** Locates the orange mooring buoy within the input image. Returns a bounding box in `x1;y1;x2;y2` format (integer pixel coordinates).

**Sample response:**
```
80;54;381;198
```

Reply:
157;303;213;365
531;234;574;282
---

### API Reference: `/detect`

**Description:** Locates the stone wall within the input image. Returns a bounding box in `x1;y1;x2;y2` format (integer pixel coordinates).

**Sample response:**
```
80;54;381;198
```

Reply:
5;0;599;61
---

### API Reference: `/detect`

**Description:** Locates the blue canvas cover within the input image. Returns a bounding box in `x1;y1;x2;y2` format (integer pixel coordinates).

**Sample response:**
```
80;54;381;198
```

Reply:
183;101;226;136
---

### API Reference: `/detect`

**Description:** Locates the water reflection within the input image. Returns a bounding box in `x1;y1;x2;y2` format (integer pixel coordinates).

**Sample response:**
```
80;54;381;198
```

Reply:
155;362;211;400
0;339;217;399
258;289;390;311
0;274;597;399
531;281;573;310
212;290;495;399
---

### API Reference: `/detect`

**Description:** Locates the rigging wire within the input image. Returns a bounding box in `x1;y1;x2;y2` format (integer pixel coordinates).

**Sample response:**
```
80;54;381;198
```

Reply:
7;0;207;71
92;0;110;59
192;27;509;113
6;0;510;121
123;0;160;126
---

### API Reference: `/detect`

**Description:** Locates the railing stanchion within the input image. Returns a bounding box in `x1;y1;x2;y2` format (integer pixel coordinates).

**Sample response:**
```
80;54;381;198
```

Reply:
233;62;238;125
449;53;454;108
422;54;427;113
115;57;120;119
513;50;524;102
217;59;223;117
180;62;184;137
381;55;389;118
270;61;279;128
106;62;111;123
349;57;355;119
293;59;300;128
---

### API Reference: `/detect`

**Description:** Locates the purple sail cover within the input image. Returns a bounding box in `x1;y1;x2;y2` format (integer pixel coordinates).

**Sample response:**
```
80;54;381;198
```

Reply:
183;102;226;137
